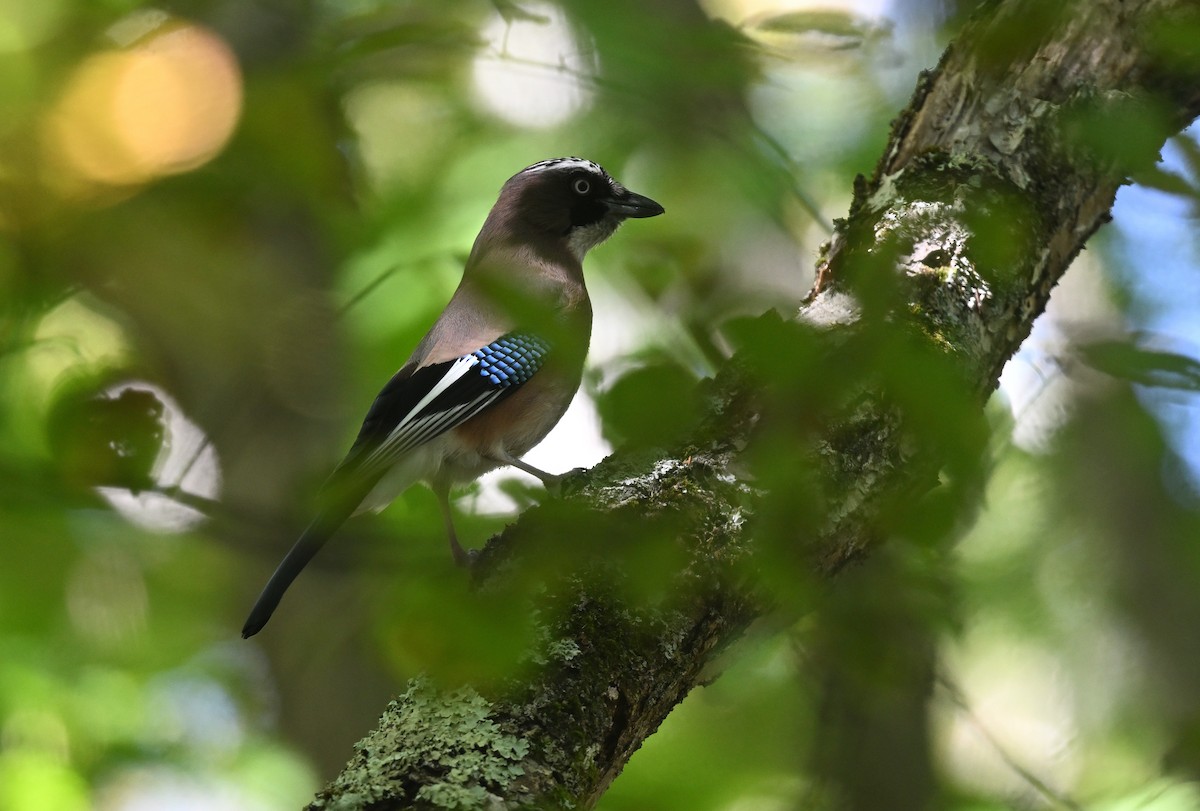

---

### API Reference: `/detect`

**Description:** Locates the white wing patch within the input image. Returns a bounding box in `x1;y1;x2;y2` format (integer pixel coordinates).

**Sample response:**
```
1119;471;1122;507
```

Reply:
399;354;477;427
362;356;498;470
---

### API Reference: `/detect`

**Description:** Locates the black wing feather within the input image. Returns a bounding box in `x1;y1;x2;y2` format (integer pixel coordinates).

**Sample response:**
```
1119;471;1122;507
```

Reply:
240;332;550;637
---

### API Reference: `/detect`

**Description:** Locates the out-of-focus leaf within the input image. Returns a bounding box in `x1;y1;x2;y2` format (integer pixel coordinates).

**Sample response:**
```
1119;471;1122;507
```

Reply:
490;0;552;25
1132;165;1197;198
568;0;759;141
595;361;701;449
742;8;890;50
48;382;166;493
1063;95;1175;176
324;7;481;85
1143;4;1200;77
1175;132;1200;190
1078;340;1200;391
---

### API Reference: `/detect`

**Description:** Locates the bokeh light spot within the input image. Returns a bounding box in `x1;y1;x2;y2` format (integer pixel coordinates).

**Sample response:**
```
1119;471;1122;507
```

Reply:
471;2;593;128
95;383;222;534
44;17;242;191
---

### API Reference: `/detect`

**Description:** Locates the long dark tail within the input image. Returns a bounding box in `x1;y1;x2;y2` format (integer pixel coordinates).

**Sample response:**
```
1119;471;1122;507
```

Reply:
242;450;386;638
241;519;338;638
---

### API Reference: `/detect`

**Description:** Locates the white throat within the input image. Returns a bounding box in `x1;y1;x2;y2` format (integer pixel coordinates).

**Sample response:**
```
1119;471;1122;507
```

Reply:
566;219;619;262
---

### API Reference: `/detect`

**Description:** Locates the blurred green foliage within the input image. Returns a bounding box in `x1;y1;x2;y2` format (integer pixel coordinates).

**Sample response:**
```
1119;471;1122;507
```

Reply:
1;0;1200;809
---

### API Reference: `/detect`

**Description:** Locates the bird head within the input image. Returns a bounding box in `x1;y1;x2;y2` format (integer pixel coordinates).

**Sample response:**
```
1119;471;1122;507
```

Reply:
486;157;664;262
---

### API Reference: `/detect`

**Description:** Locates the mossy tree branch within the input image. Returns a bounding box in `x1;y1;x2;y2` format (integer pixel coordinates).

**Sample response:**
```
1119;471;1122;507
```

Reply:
309;0;1200;808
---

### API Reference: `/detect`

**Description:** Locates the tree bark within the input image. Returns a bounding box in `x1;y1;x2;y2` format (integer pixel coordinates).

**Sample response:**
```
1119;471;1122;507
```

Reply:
308;0;1200;808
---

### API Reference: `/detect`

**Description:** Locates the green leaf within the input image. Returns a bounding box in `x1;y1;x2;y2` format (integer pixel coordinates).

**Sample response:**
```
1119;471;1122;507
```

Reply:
1078;340;1200;391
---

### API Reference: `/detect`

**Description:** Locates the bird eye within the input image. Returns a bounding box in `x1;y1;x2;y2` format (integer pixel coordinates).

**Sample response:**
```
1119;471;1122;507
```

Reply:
572;178;590;195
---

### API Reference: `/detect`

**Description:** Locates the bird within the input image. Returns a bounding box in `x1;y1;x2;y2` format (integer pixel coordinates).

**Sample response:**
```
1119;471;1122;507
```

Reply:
241;157;664;637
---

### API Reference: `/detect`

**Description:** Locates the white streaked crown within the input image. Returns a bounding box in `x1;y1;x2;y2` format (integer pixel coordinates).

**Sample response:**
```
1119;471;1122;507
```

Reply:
520;157;609;178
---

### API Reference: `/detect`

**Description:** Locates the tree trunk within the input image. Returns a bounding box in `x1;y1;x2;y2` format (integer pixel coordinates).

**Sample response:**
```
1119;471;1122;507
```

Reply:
308;0;1200;808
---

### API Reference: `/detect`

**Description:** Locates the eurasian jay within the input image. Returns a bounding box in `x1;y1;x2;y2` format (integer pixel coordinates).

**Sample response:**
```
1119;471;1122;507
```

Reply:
241;157;663;637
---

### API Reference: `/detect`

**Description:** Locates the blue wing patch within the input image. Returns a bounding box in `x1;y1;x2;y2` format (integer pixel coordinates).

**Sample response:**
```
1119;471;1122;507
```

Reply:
473;334;550;387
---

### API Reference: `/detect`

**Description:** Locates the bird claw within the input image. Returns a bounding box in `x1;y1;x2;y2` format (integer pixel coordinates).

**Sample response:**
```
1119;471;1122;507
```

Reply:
543;466;588;497
450;540;478;568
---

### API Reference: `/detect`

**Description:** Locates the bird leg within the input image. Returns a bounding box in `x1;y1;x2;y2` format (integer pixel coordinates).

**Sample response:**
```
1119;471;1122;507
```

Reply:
488;453;591;497
487;452;566;494
434;485;472;567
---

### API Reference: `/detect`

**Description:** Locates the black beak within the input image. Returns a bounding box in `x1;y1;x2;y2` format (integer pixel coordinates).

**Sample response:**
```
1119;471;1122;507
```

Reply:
605;189;665;219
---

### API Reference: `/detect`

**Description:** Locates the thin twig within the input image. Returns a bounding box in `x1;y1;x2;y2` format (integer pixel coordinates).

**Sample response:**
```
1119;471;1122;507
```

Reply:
937;671;1085;811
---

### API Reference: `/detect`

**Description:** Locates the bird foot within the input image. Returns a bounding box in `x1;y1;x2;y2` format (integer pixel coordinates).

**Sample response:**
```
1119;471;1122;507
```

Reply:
450;538;478;568
542;466;588;498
